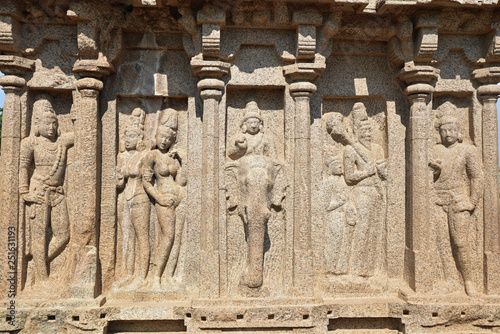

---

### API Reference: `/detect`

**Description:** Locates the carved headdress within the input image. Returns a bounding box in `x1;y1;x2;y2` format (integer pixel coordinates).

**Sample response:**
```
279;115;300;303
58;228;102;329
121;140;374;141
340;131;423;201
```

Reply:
435;101;462;143
32;95;58;137
159;108;178;132
436;101;459;127
351;102;371;137
125;107;146;151
241;100;263;126
128;107;146;131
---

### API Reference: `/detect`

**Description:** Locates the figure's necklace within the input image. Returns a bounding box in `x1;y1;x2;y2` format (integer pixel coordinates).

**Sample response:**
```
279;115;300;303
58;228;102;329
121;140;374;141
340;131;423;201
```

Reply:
36;137;64;182
38;139;59;154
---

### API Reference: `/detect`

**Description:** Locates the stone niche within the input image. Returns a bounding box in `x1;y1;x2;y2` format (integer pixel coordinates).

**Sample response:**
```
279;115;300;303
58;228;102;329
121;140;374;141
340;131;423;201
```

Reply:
0;0;500;333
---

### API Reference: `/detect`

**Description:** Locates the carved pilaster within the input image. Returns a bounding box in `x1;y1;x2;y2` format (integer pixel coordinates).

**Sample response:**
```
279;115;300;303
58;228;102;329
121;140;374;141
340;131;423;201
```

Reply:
399;63;439;294
71;59;109;298
192;58;230;299
284;56;325;297
0;56;33;293
472;67;500;295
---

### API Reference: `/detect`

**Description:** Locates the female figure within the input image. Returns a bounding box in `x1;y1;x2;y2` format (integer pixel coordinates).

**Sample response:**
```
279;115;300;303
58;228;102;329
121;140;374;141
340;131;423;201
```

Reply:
143;109;186;289
116;108;151;289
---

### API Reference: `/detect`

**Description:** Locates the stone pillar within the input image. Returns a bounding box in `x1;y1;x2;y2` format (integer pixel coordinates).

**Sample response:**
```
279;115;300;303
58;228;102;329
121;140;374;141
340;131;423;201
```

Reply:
399;63;439;294
71;59;111;297
473;67;500;295
192;59;230;299
0;56;33;293
74;77;103;249
285;61;324;297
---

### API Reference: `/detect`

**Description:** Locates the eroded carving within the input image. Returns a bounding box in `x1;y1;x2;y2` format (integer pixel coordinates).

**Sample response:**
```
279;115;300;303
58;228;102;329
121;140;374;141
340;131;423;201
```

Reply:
143;108;187;290
115;108;150;290
19;96;74;288
430;101;484;296
324;102;387;283
226;100;285;292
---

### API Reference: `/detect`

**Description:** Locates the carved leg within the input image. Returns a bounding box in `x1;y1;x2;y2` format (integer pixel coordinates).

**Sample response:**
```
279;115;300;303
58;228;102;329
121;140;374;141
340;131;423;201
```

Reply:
436;206;460;291
153;204;176;288
449;210;479;296
115;198;135;287
130;200;151;283
31;203;49;283
351;187;376;277
47;198;70;261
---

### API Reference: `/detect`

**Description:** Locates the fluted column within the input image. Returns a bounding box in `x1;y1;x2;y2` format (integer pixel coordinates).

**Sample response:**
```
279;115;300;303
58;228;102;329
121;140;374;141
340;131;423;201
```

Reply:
285;61;324;297
473;67;500;295
399;64;439;294
192;59;230;299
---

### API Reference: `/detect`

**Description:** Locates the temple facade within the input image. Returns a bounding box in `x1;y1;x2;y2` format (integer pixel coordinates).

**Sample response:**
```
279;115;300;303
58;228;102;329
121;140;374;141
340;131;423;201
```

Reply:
0;0;500;333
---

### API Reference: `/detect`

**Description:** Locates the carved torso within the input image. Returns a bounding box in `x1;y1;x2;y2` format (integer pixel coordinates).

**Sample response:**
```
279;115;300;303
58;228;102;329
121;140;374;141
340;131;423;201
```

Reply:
343;142;384;187
146;149;182;196
117;149;148;201
20;133;74;189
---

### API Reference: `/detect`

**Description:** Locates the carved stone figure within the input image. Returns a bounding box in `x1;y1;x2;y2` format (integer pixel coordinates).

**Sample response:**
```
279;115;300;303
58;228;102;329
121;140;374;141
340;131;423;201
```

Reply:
322;148;357;275
430;102;484;296
115;108;150;290
326;102;387;278
143;108;187;290
19;97;74;286
226;100;285;290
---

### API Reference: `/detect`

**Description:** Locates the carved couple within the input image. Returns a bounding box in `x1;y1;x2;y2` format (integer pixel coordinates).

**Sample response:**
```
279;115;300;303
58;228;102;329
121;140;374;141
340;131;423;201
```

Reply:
324;102;387;280
115;108;186;290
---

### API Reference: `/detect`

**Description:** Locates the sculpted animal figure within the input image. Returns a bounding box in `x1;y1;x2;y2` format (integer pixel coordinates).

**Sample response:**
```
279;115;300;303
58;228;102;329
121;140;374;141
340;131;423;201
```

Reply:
226;101;285;289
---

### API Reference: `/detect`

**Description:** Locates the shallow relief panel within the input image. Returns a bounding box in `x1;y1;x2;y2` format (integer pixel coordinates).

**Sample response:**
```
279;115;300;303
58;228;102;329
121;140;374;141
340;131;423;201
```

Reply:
223;88;287;298
428;96;484;297
17;91;78;298
112;97;193;299
318;98;389;295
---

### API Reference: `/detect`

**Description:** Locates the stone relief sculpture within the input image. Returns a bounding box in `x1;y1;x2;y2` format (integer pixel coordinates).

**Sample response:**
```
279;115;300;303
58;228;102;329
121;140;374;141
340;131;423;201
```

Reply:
225;100;286;291
115;108;151;290
322;148;357;275
19;96;74;287
429;101;484;297
143;108;187;290
324;102;387;281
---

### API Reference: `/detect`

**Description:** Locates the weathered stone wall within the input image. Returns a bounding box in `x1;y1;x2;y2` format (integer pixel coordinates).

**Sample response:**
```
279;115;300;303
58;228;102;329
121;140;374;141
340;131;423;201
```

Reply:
0;0;499;333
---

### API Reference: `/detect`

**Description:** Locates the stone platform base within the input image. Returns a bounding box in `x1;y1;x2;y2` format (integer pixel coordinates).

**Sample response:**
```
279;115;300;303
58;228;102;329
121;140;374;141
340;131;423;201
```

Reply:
2;297;500;334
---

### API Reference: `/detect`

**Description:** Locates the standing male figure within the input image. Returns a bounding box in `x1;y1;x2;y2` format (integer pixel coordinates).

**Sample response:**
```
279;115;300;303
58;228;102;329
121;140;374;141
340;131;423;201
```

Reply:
19;97;74;285
430;102;484;296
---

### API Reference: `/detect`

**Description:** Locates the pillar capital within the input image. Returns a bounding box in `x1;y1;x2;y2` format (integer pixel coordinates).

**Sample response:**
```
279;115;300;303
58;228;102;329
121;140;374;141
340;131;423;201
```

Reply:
398;62;439;95
191;57;230;101
73;58;114;79
76;77;104;97
0;75;26;90
0;55;34;76
191;57;230;79
284;55;326;84
472;66;500;86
